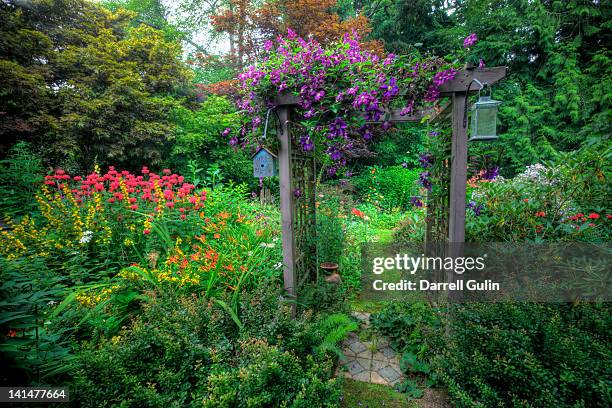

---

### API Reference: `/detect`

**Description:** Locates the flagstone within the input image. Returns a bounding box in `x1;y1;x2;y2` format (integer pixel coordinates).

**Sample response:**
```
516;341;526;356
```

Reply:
349;341;367;354
338;312;404;387
378;366;401;383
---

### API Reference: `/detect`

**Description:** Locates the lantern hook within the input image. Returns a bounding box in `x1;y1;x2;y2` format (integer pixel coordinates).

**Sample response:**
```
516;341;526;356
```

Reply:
463;79;488;128
261;107;282;142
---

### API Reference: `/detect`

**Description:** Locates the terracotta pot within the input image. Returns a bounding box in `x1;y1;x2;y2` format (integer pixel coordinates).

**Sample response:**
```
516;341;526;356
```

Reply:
320;262;339;274
324;272;342;284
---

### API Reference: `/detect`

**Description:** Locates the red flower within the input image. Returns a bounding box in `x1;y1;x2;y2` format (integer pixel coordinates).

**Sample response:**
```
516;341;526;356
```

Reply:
588;213;600;219
535;211;546;217
143;229;151;235
351;208;365;218
607;215;612;219
523;198;529;202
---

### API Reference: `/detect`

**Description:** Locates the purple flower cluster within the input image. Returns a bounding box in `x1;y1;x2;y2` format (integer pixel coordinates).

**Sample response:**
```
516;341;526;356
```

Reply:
467;200;483;216
419;171;432;191
300;136;314;152
410;196;424;208
463;33;478;48
328;118;348;139
418;153;432;169
380;77;399;100
481;166;500;180
432;68;457;87
399;100;414;116
234;29;464;175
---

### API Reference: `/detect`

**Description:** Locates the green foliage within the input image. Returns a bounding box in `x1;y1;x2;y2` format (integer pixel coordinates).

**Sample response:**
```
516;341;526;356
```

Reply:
393;210;426;243
371;302;439;358
352;166;420;210
437;303;612;407
169;95;255;188
340;378;411;408
298;280;351;315
316;191;345;264
0;142;44;217
366;0;612;174
0;0;192;171
71;287;344;408
103;0;185;42
373;301;612;407
0;256;75;385
314;314;358;358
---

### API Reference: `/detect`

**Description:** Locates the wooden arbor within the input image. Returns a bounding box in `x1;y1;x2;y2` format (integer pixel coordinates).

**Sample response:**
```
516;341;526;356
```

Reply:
273;67;507;307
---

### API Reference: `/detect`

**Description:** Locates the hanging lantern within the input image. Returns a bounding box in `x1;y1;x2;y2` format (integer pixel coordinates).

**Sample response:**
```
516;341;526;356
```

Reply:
469;92;502;141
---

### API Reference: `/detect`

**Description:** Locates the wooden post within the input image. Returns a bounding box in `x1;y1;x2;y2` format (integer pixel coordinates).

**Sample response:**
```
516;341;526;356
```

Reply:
446;91;468;317
449;91;468;245
277;106;296;315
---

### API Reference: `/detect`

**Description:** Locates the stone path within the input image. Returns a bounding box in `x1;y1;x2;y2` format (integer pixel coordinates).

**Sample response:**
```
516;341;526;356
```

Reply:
337;312;404;386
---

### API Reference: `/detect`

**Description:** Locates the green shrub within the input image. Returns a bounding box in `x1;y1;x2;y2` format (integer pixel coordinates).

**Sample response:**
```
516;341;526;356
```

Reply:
169;95;254;188
352;166;420;210
0;141;44;217
437;303;612;407
466;145;611;242
393;210;426;243
72;292;220;407
202;340;340;408
0;256;75;385
372;301;611;407
70;286;347;407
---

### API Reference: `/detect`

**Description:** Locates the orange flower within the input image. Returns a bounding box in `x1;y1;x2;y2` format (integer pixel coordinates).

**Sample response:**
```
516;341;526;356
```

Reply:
7;329;17;338
218;211;230;219
213;233;221;239
256;230;264;237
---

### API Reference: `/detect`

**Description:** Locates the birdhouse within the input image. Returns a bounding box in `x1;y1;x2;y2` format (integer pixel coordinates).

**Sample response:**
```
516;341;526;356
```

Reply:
252;147;278;178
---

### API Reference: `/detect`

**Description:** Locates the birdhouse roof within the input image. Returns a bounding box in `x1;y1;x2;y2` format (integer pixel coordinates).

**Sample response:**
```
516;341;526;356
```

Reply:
251;147;278;159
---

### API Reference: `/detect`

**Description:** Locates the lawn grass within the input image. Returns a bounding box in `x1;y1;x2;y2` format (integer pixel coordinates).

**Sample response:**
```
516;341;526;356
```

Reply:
341;378;415;408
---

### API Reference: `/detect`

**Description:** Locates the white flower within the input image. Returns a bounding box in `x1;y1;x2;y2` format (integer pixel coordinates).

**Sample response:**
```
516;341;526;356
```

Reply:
79;230;93;244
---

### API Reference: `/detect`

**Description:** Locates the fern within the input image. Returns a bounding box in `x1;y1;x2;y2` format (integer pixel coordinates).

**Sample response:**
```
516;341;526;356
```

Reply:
315;313;358;358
